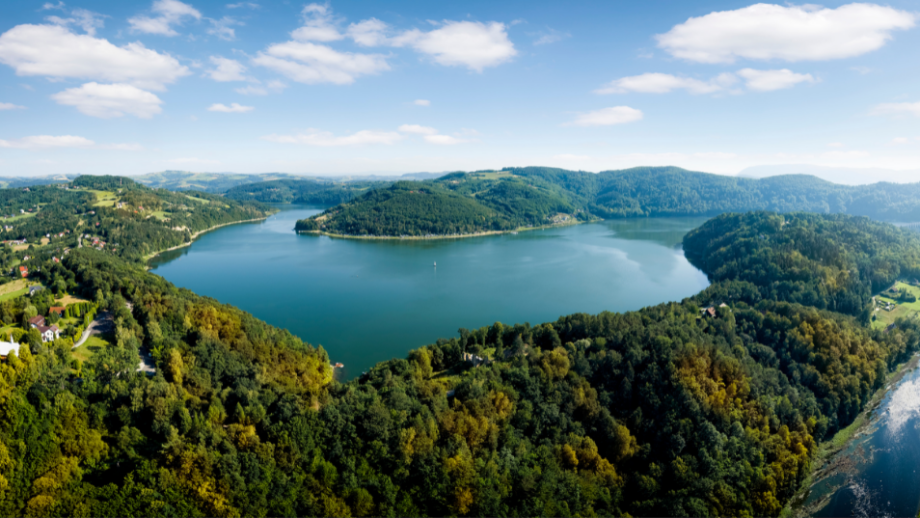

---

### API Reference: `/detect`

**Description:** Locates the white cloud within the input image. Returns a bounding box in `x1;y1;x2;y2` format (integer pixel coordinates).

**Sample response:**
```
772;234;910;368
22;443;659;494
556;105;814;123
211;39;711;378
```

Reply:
657;3;915;63
871;101;920;118
0;103;25;110
737;68;815;91
207;56;248;82
235;80;286;96
0;24;189;91
208;102;254;113
827;142;845;148
51;82;163;118
398;124;438;135
424;135;467;145
392;21;517;72
262;129;403;146
226;2;259;8
292;3;344;42
46;8;106;36
252;41;389;85
42;2;66;10
564;106;643;127
595;72;735;94
597;69;814;94
0;135;94;149
347;18;389;46
207;16;241;41
129;0;202;37
413;99;431;106
891;137;910;145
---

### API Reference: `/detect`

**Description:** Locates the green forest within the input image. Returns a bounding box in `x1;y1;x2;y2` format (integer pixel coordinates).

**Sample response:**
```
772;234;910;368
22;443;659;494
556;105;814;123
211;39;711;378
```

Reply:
294;167;920;237
2;173;920;516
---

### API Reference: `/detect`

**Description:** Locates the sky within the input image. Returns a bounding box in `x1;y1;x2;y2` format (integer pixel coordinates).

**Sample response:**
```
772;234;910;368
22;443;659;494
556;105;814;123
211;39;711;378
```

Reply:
0;0;919;177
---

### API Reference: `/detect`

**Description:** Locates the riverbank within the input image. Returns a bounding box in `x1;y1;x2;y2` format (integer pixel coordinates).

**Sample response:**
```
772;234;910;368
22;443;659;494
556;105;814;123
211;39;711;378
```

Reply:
295;218;590;241
785;351;920;517
144;216;270;262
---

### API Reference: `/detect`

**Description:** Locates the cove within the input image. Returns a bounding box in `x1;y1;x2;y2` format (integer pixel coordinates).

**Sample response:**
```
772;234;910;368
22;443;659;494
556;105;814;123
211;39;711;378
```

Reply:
149;205;710;379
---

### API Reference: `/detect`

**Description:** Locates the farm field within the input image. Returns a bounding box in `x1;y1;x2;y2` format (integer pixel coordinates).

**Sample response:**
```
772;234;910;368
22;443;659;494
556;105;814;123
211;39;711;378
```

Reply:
871;281;920;330
89;189;118;207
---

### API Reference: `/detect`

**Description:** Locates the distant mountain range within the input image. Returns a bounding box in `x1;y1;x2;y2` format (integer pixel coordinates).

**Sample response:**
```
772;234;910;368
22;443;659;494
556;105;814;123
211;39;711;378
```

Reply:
738;164;920;185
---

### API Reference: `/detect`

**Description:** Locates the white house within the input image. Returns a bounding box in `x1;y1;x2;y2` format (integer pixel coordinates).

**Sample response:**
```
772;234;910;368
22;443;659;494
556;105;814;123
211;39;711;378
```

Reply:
36;325;60;343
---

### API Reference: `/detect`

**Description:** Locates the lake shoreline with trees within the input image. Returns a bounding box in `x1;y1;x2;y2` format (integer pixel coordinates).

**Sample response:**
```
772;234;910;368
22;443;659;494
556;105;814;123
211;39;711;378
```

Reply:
2;176;920;516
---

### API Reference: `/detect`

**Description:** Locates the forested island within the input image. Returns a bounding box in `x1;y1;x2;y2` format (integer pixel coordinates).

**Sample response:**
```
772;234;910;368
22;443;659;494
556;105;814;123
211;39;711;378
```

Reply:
0;172;919;516
294;166;920;238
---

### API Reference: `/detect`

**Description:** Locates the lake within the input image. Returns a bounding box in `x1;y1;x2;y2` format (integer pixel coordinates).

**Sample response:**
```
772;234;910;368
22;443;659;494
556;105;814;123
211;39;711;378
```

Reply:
149;206;710;379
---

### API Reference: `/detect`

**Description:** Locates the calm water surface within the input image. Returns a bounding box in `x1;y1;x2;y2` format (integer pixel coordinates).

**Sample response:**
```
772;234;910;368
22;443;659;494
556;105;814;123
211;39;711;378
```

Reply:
150;206;709;378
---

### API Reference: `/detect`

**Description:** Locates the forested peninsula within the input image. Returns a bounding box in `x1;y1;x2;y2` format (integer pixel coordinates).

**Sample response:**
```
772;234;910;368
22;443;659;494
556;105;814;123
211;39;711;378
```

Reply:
1;172;919;516
294;166;920;237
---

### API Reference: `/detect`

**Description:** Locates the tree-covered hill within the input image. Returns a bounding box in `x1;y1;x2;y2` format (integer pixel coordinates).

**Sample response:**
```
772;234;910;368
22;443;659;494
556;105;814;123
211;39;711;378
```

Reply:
683;212;920;319
294;166;920;237
224;179;386;205
295;181;530;236
0;175;271;263
3;210;920;516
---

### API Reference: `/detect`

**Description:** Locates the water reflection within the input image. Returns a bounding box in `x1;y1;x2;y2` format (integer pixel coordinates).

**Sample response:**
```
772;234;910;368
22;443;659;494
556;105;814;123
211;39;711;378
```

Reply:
150;206;710;379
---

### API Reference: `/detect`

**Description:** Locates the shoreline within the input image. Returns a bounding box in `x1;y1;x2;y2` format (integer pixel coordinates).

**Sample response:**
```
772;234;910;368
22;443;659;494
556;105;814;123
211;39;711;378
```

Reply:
295;218;589;241
787;351;920;517
144;216;270;263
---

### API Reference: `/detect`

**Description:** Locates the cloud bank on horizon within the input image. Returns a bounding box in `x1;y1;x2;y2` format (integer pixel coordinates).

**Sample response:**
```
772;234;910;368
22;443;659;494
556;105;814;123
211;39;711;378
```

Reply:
0;0;918;177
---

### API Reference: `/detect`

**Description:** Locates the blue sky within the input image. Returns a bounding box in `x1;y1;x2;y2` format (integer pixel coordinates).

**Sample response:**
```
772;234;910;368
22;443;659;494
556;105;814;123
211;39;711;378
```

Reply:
0;0;918;177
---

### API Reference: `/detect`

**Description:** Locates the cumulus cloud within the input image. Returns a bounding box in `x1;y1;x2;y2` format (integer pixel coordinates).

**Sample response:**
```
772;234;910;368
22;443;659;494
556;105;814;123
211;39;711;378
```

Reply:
0;24;189;91
129;0;201;37
262;129;404;146
346;16;516;71
392;21;517;72
595;72;736;94
207;16;242;41
207;102;253;113
46;7;106;36
871;101;920;117
0;135;94;149
413;99;430;106
564;106;643;127
737;68;815;91
398;124;438;135
252;41;389;85
293;3;344;42
0;103;25;110
657;3;915;63
51;82;163;118
207;56;248;82
347;18;389;46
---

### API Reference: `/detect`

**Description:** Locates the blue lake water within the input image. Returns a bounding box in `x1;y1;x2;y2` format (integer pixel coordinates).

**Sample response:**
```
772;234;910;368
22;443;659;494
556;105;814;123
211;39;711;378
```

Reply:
149;206;710;379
